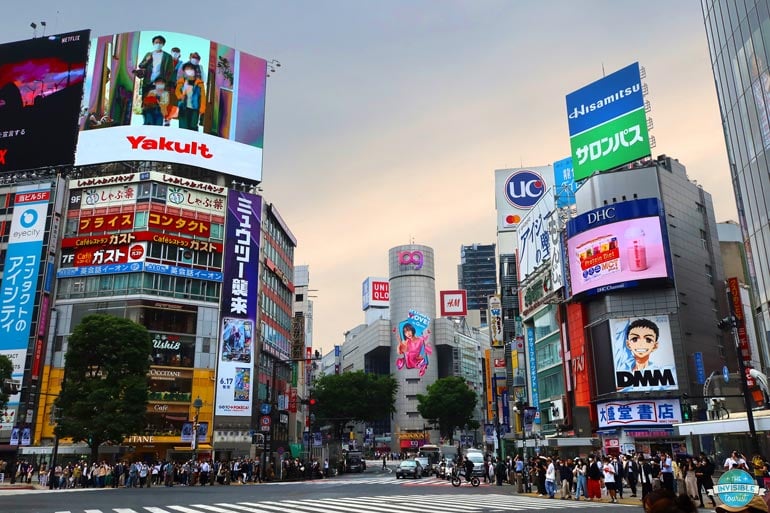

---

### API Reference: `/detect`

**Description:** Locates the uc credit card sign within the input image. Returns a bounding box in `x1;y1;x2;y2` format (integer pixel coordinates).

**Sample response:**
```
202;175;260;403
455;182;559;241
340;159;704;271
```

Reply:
566;62;644;136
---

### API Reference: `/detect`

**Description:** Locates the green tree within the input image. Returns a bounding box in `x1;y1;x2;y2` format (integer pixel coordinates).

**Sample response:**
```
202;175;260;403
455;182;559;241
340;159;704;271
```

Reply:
312;371;398;439
416;376;479;443
55;314;152;462
0;354;13;411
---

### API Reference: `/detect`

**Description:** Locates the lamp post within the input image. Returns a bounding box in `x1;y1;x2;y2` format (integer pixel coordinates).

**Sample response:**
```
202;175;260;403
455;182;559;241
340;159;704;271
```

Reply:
191;396;203;464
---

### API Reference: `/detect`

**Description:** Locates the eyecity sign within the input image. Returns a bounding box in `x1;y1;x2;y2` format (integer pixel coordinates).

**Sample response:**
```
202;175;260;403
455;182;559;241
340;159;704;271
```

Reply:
565;62;651;181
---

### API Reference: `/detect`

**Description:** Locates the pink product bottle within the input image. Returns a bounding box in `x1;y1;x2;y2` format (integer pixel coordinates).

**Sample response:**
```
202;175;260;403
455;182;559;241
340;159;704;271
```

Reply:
624;227;648;271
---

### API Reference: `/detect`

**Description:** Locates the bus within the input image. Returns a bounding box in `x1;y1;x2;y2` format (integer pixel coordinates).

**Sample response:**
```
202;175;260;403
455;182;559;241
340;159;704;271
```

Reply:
418;444;441;476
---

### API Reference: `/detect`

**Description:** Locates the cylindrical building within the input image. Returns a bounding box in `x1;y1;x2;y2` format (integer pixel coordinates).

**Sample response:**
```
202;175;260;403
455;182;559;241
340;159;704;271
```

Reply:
388;244;436;444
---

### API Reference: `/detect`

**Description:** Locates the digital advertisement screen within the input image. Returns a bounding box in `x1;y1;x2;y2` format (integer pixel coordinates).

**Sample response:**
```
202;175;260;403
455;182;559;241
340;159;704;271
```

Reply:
75;30;267;181
0;30;90;172
566;198;670;296
609;315;678;393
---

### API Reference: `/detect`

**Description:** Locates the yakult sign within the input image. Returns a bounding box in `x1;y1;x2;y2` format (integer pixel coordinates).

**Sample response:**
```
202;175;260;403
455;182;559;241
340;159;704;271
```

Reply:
495;166;551;232
362;277;389;310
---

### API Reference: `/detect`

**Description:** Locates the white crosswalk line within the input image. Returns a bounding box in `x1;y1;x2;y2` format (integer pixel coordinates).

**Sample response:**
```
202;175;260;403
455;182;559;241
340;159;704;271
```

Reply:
318;498;396;512
143;508;177;513
85;510;104;513
188;505;242;513
165;506;211;513
238;501;312;513
213;503;272;513
115;509;141;513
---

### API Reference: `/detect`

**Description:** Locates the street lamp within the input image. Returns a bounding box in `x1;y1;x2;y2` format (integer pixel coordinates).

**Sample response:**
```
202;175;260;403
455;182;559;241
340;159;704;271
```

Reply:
191;396;203;464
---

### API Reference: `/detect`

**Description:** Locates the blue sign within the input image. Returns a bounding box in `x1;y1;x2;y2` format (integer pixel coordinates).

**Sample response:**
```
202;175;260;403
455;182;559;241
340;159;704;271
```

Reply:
260;402;271;415
567;197;662;236
693;352;706;385
57;262;223;282
504;169;546;209
527;326;540;424
566;62;643;136
553;157;578;208
714;470;760;509
723;365;730;383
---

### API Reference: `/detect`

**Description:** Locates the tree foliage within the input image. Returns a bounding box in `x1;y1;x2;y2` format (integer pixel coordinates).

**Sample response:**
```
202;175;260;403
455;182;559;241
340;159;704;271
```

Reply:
416;376;479;442
0;354;13;411
55;314;152;462
312;371;398;438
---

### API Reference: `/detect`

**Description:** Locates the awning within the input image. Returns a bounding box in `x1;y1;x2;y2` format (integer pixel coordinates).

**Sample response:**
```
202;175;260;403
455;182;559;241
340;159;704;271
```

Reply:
173;444;213;451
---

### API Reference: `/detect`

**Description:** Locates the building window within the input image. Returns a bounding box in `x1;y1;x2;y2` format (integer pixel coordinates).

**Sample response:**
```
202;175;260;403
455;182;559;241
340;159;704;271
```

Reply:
705;264;714;284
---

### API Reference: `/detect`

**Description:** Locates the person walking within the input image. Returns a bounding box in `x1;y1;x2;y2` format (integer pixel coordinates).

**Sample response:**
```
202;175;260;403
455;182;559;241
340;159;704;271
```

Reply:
660;452;675;491
603;456;618;503
625;454;639;497
545;457;556;499
695;452;717;508
586;456;603;501
639;455;654;501
574;458;588;500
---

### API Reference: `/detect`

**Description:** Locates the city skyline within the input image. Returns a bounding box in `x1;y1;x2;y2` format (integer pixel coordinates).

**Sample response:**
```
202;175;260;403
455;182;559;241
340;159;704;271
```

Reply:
2;1;734;354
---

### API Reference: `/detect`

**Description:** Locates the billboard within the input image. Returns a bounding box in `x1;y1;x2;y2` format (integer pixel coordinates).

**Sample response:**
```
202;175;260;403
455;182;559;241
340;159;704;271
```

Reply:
393;309;432;377
0;30;90;172
488;295;504;347
362;277;389;310
75;31;267;181
566;198;671;296
565;62;650;180
495;167;550;232
440;289;467;317
214;190;261;417
609;315;678;392
0;185;52;431
597;398;682;428
553;157;578;208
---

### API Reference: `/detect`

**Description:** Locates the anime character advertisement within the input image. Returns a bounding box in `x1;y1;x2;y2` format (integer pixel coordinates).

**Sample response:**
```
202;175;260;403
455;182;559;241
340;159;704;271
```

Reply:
393;309;432;377
610;315;678;392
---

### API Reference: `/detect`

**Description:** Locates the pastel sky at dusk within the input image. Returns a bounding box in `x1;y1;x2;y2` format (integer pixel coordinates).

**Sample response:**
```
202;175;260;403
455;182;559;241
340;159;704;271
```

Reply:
3;1;734;354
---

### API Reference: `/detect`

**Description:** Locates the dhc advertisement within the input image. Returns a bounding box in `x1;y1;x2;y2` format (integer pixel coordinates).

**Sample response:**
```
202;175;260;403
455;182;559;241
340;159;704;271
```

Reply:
566;198;671;296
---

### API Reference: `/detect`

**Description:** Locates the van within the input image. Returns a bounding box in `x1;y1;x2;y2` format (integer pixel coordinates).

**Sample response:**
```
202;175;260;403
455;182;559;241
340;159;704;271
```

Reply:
464;450;486;478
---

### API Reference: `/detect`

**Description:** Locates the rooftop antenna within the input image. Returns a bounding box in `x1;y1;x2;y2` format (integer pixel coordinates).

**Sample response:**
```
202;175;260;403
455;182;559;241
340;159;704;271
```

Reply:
602;62;606;77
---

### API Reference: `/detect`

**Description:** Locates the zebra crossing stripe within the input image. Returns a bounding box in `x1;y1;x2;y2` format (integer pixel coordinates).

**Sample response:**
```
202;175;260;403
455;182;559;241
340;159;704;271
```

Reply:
164;506;211;513
188;504;243;513
144;508;176;513
317;498;398;512
238;501;312;513
213;503;272;513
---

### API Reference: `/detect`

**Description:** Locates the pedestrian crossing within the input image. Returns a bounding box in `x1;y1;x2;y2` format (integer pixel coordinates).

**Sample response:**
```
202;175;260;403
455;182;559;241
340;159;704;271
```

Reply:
265;476;456;486
47;493;617;513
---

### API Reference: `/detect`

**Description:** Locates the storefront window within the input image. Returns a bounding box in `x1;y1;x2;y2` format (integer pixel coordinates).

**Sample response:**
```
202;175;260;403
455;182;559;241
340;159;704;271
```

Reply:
150;333;195;368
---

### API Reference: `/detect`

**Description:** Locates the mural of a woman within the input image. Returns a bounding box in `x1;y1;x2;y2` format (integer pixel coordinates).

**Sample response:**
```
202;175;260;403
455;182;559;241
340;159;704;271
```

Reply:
394;322;432;376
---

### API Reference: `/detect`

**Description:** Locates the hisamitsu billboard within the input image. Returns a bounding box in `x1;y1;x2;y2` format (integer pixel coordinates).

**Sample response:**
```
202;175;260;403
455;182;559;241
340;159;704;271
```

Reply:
566;62;650;180
75;30;267;182
566;62;644;137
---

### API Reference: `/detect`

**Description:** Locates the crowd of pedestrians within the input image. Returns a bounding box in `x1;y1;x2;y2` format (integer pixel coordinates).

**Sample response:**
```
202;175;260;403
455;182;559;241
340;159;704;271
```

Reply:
457;449;727;507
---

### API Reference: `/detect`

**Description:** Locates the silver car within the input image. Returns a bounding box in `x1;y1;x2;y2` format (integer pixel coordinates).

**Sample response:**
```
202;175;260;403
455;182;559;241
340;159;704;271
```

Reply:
395;459;423;479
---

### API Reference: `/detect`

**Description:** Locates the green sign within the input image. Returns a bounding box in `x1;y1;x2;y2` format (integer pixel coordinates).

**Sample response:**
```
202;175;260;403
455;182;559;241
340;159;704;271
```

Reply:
569;107;651;181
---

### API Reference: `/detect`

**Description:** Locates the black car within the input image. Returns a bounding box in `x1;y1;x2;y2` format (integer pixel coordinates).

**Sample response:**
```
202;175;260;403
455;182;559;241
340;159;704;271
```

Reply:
395;459;423;479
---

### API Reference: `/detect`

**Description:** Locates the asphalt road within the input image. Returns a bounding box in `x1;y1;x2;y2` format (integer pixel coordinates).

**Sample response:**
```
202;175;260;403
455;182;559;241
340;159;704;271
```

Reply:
1;462;636;513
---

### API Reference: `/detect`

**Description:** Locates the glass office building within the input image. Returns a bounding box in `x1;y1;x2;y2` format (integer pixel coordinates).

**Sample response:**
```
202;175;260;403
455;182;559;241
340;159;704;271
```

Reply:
702;0;770;354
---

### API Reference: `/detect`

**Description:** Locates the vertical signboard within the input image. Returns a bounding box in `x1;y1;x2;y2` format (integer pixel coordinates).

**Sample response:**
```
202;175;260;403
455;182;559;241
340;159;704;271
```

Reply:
214;190;261;417
565;62;651;180
553;157;578;208
0;184;51;431
728;277;752;365
488;295;504;347
526;326;540;424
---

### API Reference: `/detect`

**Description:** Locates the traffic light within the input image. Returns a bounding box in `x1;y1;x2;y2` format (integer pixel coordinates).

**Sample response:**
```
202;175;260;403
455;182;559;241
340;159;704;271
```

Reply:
717;316;737;331
681;402;692;422
309;397;317;407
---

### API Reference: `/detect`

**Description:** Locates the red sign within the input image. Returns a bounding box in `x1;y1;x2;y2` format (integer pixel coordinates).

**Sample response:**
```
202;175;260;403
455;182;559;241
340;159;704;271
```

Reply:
72;243;145;266
61;231;222;253
148;212;210;236
289;389;297;414
728;277;752;365
79;213;135;233
440;289;468;317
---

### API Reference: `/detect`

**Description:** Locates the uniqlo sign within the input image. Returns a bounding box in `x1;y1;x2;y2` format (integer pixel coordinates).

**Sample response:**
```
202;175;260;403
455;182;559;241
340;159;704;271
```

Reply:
440;290;468;317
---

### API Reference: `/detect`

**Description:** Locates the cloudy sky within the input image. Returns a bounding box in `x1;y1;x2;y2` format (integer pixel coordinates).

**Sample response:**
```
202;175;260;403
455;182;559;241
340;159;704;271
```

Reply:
4;1;733;354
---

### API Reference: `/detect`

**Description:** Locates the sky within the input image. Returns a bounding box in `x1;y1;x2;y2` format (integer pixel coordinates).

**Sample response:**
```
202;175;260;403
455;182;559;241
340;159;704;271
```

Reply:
3;1;735;355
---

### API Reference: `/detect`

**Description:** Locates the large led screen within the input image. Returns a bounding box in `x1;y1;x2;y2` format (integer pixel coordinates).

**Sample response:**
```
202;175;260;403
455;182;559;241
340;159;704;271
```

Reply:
0;30;90;172
75;31;267;181
566;198;670;296
609;315;678;392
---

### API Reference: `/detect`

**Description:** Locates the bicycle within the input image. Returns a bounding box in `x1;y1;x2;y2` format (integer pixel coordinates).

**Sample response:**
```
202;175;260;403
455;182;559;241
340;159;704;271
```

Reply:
451;467;480;487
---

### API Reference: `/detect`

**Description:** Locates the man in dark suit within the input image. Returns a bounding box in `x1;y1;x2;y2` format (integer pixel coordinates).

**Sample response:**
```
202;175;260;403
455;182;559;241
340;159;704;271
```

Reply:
695;452;717;508
638;454;653;501
624;454;639;497
613;456;625;499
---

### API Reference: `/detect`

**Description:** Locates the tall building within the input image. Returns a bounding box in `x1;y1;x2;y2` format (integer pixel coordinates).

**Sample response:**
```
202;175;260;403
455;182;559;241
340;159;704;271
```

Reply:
457;243;496;326
702;1;770;370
